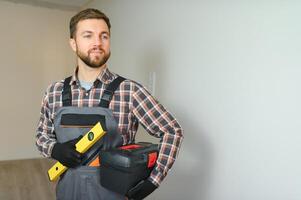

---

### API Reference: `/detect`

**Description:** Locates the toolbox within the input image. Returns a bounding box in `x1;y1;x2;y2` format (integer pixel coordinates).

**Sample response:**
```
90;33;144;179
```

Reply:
99;142;158;195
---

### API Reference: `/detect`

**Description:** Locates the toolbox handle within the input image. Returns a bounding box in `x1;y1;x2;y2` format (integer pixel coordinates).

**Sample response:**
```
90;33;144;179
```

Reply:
119;144;142;150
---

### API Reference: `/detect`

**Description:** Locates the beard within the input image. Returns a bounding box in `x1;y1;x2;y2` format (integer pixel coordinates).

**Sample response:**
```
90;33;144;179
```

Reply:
76;47;111;69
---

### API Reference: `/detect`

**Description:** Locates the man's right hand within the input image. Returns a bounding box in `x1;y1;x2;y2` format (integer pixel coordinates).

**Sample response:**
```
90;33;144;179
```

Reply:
51;136;83;168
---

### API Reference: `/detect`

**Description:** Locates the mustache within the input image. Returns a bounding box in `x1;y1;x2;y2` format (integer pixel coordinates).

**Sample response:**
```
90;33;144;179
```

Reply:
88;47;104;54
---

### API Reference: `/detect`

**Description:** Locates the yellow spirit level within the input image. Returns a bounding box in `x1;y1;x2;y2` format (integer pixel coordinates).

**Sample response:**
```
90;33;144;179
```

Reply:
47;122;106;181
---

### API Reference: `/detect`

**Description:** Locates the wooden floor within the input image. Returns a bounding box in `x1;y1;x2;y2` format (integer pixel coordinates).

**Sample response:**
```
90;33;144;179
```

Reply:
0;158;57;200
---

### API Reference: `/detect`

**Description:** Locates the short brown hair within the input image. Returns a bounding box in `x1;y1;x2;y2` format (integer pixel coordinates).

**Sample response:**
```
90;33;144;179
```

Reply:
69;8;111;39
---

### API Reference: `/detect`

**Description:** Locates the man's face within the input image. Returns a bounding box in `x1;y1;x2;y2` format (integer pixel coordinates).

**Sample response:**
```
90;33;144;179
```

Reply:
70;19;111;68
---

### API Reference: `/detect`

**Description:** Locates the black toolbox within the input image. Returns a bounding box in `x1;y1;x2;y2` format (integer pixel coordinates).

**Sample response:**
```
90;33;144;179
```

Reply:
99;142;158;195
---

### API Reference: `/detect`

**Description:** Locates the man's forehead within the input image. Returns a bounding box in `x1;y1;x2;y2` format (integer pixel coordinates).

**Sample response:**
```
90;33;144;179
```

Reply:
77;19;109;32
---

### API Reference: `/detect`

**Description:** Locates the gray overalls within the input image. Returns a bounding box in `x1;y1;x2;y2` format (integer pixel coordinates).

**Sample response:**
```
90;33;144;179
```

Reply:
54;76;126;200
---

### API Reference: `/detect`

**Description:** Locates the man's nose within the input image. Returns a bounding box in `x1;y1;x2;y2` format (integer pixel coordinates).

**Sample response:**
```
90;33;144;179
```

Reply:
93;36;103;46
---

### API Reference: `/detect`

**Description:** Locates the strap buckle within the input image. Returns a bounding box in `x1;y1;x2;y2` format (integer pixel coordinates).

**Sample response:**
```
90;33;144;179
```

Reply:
101;90;114;102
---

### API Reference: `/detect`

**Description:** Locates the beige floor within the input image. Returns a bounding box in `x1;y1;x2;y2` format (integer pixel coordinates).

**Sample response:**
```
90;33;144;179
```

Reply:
0;158;56;200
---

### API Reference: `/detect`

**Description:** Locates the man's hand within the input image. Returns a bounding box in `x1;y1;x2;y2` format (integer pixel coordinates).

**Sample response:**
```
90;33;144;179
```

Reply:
51;136;83;168
126;179;157;200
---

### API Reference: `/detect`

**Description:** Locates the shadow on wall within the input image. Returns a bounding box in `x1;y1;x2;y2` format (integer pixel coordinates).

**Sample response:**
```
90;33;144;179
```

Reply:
137;43;214;200
135;38;163;93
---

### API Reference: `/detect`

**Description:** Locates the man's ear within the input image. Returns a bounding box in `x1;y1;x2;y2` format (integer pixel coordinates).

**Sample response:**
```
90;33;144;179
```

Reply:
69;38;77;52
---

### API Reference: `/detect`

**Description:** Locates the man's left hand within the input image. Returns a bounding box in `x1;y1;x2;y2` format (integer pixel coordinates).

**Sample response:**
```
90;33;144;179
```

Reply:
126;179;157;200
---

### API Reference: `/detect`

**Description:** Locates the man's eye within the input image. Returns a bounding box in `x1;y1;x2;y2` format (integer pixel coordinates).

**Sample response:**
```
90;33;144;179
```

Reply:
102;35;109;40
83;35;91;38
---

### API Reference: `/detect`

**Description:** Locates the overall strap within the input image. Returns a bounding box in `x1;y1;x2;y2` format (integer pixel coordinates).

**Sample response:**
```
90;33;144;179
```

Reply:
99;76;126;108
62;76;72;106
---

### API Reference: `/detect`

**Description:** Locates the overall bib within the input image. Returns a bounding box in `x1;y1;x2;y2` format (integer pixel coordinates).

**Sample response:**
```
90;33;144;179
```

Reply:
54;76;126;200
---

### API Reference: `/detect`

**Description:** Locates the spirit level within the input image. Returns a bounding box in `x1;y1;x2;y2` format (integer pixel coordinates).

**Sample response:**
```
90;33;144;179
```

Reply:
48;122;105;181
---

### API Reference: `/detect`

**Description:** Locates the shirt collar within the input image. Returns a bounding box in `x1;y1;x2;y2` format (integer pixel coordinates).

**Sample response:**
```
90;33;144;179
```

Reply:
69;65;117;86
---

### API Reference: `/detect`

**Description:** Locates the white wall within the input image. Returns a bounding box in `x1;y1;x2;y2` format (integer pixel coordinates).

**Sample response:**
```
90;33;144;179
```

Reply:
0;1;76;160
86;1;301;200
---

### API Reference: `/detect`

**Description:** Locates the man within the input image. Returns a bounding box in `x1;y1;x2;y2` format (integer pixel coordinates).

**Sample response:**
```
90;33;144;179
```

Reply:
36;8;183;200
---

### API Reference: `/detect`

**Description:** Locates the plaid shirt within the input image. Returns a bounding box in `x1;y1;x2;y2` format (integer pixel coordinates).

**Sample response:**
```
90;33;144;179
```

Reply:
36;66;183;186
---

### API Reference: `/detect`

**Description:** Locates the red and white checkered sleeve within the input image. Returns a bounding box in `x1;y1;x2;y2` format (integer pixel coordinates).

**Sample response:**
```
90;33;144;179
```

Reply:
131;82;184;186
35;85;56;158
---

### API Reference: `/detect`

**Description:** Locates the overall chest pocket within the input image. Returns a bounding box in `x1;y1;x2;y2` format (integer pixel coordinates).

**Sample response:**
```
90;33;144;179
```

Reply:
60;114;107;130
